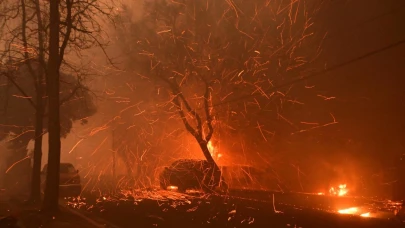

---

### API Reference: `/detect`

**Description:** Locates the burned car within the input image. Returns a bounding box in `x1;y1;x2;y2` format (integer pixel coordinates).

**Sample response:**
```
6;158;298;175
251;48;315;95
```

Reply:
41;163;82;197
159;159;222;192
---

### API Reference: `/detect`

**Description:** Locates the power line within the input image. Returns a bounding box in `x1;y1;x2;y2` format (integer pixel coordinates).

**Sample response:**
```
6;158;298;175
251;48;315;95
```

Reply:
206;5;405;109
323;3;405;42
212;38;405;108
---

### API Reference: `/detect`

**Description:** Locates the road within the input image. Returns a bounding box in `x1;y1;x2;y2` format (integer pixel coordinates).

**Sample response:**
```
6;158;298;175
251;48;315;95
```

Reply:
62;189;405;228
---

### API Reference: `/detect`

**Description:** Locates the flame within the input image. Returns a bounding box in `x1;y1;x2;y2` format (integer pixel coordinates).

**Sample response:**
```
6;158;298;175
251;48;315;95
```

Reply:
338;207;371;218
360;212;370;217
207;141;215;156
338;207;358;214
207;141;222;160
167;186;178;191
329;184;348;196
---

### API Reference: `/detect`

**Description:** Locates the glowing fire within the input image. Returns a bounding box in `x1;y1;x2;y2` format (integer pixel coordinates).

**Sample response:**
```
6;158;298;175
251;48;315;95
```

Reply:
360;212;370;217
338;207;358;214
329;184;348;196
338;207;371;218
208;141;215;155
167;186;178;191
208;141;222;160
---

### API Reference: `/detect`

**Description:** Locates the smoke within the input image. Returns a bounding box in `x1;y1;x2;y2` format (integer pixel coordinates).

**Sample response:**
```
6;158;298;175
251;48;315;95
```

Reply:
2;0;380;194
46;0;183;181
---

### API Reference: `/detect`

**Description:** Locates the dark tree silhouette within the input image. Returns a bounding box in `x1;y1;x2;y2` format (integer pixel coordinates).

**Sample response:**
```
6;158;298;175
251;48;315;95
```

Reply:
42;0;61;212
1;0;114;209
0;62;96;201
41;0;114;213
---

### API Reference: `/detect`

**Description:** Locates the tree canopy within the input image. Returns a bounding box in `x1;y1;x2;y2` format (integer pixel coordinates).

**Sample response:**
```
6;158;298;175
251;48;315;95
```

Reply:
0;61;96;155
115;0;325;163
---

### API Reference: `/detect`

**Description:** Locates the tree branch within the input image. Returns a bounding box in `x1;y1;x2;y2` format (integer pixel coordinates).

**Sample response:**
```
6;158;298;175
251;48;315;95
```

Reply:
157;70;203;136
1;71;36;109
203;80;213;142
172;95;199;138
59;0;73;67
34;0;47;71
177;92;203;133
60;82;81;105
20;0;40;92
59;21;92;34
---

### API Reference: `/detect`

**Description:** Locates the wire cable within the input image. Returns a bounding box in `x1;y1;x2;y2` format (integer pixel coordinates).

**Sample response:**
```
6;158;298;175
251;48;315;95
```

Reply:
212;38;405;108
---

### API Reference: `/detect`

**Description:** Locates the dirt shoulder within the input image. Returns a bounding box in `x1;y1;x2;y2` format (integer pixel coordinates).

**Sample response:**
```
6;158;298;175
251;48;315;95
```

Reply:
1;197;100;228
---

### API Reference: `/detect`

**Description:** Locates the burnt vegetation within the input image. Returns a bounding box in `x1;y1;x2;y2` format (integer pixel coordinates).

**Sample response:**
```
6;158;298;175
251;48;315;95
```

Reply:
112;0;328;188
0;0;404;227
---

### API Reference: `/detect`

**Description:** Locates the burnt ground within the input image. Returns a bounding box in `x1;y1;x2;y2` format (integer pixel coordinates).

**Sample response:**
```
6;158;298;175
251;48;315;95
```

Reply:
0;191;98;228
64;190;405;228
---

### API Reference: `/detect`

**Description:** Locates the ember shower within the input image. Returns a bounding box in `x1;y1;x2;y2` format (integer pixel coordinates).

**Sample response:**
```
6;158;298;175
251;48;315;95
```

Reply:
0;0;363;193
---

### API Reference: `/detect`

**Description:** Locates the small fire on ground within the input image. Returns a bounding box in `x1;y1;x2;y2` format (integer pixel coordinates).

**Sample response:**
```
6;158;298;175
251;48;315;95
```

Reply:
338;207;371;217
329;184;348;196
317;183;349;196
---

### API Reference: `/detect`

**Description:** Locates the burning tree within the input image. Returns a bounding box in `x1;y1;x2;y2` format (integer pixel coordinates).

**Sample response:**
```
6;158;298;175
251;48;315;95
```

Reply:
116;0;324;190
0;0;115;208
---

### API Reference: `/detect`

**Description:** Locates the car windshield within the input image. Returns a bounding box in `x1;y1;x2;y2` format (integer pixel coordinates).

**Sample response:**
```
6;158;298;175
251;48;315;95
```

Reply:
60;164;76;174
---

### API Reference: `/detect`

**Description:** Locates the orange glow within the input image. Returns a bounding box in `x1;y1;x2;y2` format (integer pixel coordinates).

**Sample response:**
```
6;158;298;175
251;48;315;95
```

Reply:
338;207;358;214
207;141;215;156
360;212;370;217
338;207;371;218
167;186;178;191
329;184;348;196
208;141;222;160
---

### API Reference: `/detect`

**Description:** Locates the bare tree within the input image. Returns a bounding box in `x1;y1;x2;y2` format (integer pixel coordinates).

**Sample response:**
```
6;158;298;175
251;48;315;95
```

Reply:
116;0;324;190
42;0;115;212
0;0;115;208
43;0;60;212
0;62;96;197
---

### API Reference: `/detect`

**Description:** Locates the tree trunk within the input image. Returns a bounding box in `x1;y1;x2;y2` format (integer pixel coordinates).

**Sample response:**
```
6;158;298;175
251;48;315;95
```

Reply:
42;0;60;213
27;0;46;204
198;141;216;164
29;92;44;203
197;140;223;190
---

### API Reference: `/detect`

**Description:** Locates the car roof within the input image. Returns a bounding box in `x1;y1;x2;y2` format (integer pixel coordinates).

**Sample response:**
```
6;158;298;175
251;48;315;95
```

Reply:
60;163;74;166
170;159;210;168
172;159;208;164
220;165;264;172
43;163;75;169
43;163;74;165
